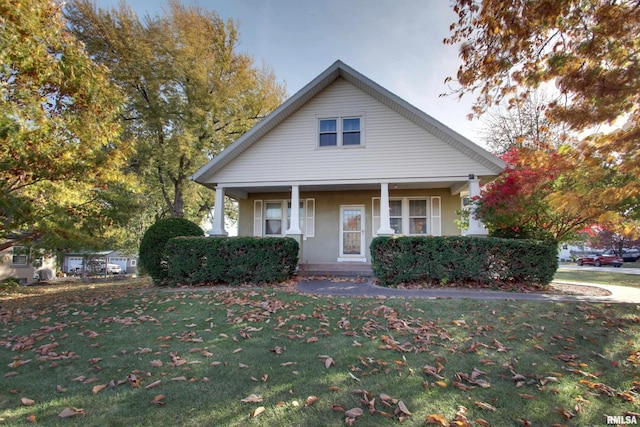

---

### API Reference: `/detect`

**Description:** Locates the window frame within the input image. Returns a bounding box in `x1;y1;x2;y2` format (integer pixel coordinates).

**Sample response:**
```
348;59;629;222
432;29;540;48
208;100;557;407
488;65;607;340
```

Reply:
372;196;441;237
254;199;315;239
317;114;364;148
11;246;28;266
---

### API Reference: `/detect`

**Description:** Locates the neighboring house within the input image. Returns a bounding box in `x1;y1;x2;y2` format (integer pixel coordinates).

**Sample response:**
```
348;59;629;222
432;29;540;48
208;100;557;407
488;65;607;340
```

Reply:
0;245;56;285
192;61;505;273
62;250;138;275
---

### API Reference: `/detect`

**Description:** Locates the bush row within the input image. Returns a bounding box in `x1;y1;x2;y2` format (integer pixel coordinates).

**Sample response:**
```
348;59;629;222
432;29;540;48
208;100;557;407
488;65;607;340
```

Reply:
370;236;558;286
164;236;299;286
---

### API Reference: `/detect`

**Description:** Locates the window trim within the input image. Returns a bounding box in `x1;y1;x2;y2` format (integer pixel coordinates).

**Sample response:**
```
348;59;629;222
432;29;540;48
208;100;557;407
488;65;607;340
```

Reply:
372;196;441;237
253;199;315;238
316;114;364;148
11;246;28;266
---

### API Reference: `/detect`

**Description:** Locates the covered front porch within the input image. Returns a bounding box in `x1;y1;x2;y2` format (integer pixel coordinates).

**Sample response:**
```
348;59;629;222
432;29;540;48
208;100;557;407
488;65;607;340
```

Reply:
206;175;489;270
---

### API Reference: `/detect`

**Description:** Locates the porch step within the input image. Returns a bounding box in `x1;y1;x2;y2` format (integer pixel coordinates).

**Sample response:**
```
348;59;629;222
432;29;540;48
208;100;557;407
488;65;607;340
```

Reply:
298;262;373;278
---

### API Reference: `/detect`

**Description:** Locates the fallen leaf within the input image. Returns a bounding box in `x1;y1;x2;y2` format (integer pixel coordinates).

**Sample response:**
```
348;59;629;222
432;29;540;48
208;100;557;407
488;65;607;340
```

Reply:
251;406;265;417
240;394;263;403
425;413;448;426
21;397;35;406
325;357;335;368
232;348;242;354
171;376;187;381
475;419;490;427
150;360;163;367
25;414;36;423
345;407;364;418
58;407;85;418
305;396;320;407
145;380;161;389
396;400;411;415
152;395;165;406
92;384;107;394
474;401;496;411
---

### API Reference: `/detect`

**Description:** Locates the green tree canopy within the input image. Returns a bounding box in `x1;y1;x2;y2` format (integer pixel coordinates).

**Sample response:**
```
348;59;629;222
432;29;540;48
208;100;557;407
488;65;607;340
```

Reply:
65;0;287;223
0;0;139;252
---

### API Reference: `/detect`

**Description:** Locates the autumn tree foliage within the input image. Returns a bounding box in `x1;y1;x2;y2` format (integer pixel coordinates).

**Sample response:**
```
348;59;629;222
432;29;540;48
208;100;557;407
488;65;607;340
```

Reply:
475;147;606;242
0;0;139;251
447;0;640;230
65;0;287;222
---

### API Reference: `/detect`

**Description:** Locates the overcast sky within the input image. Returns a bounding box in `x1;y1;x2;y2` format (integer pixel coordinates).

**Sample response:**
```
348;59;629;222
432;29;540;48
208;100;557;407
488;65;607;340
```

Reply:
92;0;486;147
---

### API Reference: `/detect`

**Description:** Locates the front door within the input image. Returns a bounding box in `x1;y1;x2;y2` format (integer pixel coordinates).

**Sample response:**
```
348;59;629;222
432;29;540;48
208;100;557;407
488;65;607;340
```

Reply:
339;205;366;261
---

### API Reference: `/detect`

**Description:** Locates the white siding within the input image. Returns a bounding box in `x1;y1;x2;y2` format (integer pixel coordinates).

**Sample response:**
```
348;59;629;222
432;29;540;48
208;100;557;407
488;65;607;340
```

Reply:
213;78;494;184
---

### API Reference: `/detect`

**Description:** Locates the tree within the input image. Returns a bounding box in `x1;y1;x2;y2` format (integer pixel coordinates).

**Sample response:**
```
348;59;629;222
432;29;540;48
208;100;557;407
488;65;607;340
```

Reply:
480;91;571;154
446;0;640;216
0;0;139;252
65;0;287;222
475;146;611;242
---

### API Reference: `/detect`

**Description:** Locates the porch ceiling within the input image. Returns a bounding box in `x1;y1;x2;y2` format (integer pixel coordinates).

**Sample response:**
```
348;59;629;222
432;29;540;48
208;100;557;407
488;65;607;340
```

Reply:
224;179;471;199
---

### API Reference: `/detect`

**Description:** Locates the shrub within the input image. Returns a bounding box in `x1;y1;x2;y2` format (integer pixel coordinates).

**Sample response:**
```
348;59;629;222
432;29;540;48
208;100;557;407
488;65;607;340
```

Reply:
370;236;557;287
0;277;20;293
139;217;204;285
165;236;299;286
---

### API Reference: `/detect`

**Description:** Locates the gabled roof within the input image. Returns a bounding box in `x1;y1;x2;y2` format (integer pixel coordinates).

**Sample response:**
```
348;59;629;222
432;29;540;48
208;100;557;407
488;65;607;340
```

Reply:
191;60;505;184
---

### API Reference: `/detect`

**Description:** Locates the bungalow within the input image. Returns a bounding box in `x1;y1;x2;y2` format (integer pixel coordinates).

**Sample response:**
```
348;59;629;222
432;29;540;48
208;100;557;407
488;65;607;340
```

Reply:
192;61;505;274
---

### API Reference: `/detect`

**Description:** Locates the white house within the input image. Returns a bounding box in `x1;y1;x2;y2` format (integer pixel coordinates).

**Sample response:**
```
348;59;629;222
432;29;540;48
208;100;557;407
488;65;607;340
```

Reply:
192;61;505;275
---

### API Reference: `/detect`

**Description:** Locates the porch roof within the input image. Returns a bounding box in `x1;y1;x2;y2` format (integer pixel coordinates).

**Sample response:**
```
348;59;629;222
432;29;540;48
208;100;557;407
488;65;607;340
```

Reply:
222;176;477;200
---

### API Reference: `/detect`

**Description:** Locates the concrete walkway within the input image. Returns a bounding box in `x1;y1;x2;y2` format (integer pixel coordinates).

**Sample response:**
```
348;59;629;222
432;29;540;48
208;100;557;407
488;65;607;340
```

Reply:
296;279;640;304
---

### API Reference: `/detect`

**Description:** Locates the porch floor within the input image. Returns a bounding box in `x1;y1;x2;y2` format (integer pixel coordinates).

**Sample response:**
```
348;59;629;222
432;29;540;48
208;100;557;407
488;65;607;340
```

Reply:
297;262;373;278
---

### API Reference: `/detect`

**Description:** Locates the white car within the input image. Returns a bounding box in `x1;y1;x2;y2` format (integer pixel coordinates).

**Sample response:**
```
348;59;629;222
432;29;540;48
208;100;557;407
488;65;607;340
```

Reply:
86;261;122;275
103;263;122;274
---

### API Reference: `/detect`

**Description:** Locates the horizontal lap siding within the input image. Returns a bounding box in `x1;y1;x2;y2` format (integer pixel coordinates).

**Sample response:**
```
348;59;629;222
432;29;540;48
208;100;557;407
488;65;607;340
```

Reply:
238;189;463;263
214;79;491;184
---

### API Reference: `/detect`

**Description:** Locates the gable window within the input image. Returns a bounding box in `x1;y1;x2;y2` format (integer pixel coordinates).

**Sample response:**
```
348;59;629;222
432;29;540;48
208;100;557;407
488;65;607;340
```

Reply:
12;246;28;265
319;119;337;147
342;118;360;145
318;116;362;147
372;197;441;236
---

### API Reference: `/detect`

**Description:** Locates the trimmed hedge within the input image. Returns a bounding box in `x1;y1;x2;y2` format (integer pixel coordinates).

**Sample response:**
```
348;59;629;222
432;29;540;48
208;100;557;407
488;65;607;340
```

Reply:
165;236;299;286
370;236;558;286
139;217;204;285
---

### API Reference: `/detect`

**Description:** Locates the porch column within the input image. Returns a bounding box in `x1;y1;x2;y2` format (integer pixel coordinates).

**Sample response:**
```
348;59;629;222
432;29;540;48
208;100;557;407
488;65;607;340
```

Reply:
209;186;228;236
286;185;302;235
377;183;395;235
466;175;488;236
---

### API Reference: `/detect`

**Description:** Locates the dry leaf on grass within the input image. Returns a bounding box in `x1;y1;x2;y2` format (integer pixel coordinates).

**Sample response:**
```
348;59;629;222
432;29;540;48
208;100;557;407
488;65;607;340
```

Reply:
240;394;263;403
58;407;85;418
21;397;35;406
251;406;265;417
305;396;320;407
92;384;107;394
425;413;448;426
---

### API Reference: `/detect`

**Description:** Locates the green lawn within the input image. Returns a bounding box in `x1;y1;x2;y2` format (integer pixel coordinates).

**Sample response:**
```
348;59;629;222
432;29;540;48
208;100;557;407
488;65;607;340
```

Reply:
555;267;640;288
0;280;638;426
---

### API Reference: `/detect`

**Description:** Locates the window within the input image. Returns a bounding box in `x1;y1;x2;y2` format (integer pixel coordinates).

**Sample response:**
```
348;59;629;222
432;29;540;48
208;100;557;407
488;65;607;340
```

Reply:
265;202;283;235
342;118;360;145
409;200;428;234
12;246;28;265
372;197;441;236
389;200;403;234
319;119;337;147
318;116;362;147
254;199;315;238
